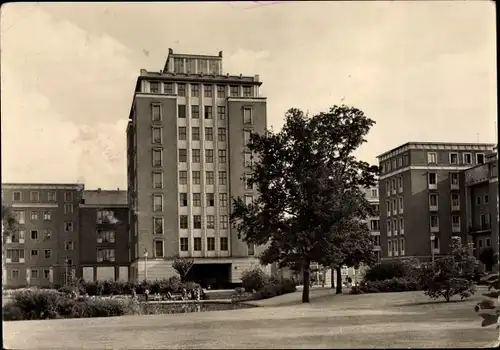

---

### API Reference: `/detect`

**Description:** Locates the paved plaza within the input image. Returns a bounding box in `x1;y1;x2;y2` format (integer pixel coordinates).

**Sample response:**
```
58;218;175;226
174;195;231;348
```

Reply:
3;289;499;349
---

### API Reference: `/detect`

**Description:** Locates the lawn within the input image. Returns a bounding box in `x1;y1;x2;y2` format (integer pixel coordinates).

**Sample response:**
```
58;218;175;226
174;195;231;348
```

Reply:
3;289;499;349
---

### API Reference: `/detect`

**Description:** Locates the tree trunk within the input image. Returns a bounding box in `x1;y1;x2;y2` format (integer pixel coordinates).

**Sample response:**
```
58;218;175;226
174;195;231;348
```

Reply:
302;262;311;303
330;268;335;289
336;267;343;294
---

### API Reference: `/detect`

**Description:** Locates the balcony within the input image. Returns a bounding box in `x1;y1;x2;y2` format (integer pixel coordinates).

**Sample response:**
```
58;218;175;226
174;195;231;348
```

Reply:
373;245;381;251
452;225;461;233
97;256;115;262
432;248;440;254
400;250;405;256
429;204;439;211
430;226;439;233
399;207;404;214
451;182;460;190
394;250;399;257
392;208;397;216
388;230;392;237
451;204;460;211
387;210;391;217
6;258;25;263
388;251;393;257
391;188;396;195
468;223;491;234
5;236;25;244
400;228;404;235
428;183;437;190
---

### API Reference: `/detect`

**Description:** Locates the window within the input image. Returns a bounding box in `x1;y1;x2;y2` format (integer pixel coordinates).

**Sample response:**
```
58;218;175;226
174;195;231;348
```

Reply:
449;152;458;164
219;193;228;207
180;215;188;229
230;85;239;97
193;193;201;207
31;230;39;240
217;85;226;98
154;241;164;257
13;210;25;224
180;237;189;251
477;153;485;164
450;172;459;185
192;149;201;163
209;60;218;74
206;193;215;207
205;149;214;163
30;191;39;202
206;215;215;229
64;222;73;232
452;215;460;227
44;229;51;240
152;104;161;121
476;196;481;205
403;154;409;166
244;152;253;168
43;269;50;280
153;172;163;189
192;127;200;141
429;194;438;207
217;106;226;120
13;191;21;202
66;259;73;266
204;85;213;97
398;197;403;211
397;157;402;167
11;269;19;279
243;130;251;146
153;194;163;212
451;193;460;207
31;269;39;279
486;238;491;247
193;215;202;229
7;249;25;263
243;86;252;97
48;191;56;202
485;195;489;204
199;59;208;74
178;84;186;96
218;150;227;163
31;211;39;220
194;237;202;251
463;153;472;165
388;241;392;255
186;58;195;73
371;189;378;198
65;241;74;250
386;201;391;216
393;219;398;234
392;159;396;169
248;243;255;256
399;217;404;232
243;108;253;124
179;171;188;185
479;239;483;248
164;83;173;94
179;149;187;162
191;84;200;97
43;211;51;221
207;237;216;251
386;180;391;195
398;177;403;191
150;81;159;93
64;204;74;214
206;171;214;185
179;193;188;207
220;237;228;251
205;127;213;141
244;195;253;206
370;220;380;231
387;220;392;233
219;171;227;185
31;249;38;257
218;128;226;142
428;172;437;185
192;171;201;185
97;248;115;262
152;127;162;144
191;105;200;119
97;230;115;243
430;215;439;228
204;106;213;119
178;127;187;140
153;217;164;235
220;215;228;229
427;152;437;164
244;173;253;190
178;105;187;118
152;148;163;167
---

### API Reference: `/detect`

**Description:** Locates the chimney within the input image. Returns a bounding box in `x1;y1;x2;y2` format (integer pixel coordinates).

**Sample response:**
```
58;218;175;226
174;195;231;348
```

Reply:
97;188;102;192
219;51;223;58
168;48;173;54
117;187;120;191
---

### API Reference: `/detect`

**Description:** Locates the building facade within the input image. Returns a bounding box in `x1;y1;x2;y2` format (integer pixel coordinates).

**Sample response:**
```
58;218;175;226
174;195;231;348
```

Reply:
78;189;130;282
2;183;83;288
463;149;498;269
378;142;495;261
126;49;268;286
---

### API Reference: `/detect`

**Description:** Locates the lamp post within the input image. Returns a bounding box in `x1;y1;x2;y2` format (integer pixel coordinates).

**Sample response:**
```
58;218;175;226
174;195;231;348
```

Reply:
144;249;149;281
430;234;435;269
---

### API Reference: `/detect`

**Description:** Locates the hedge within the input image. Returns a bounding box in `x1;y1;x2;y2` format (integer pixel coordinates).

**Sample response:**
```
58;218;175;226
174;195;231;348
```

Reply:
349;277;422;295
240;267;297;301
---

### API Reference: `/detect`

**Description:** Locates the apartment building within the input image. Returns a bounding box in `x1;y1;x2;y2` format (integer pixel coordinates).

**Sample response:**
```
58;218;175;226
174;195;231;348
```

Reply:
378;142;495;261
363;184;381;262
462;148;498;268
78;189;130;282
126;49;267;287
2;183;83;288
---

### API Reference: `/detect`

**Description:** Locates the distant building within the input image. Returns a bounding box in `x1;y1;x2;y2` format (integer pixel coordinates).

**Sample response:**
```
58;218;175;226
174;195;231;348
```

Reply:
377;142;496;261
126;49;268;287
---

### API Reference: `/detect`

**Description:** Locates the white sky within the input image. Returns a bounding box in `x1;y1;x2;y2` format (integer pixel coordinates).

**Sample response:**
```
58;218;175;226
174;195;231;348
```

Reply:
1;2;497;189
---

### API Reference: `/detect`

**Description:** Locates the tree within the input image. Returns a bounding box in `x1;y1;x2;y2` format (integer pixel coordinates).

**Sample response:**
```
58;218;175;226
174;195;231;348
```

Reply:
475;273;500;330
172;257;194;282
418;239;476;302
479;247;497;272
231;105;377;303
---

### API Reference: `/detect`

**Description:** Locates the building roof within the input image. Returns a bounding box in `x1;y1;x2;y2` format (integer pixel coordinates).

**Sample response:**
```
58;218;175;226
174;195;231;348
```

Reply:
82;189;127;206
377;142;496;159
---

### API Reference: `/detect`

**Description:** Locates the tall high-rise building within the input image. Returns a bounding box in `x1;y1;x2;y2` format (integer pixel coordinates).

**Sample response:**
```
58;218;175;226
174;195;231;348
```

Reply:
126;49;267;287
377;142;495;261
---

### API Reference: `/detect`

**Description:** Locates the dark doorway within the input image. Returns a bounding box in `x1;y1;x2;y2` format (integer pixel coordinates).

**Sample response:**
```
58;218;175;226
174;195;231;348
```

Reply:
186;263;231;289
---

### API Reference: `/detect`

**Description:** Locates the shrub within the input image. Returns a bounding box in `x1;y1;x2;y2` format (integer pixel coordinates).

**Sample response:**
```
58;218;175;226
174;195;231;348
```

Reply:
349;278;421;295
11;289;61;320
255;283;278;300
363;261;407;282
2;303;24;321
241;267;269;292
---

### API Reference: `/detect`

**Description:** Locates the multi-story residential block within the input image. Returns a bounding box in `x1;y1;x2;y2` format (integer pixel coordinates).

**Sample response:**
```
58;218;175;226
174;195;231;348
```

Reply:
2;183;83;288
463;148;498;270
78;189;129;282
126;49;267;287
378;142;495;261
363;184;381;262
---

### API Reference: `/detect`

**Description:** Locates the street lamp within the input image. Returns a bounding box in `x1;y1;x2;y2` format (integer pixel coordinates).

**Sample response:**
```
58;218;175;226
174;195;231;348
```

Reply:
430;234;435;268
144;249;149;281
